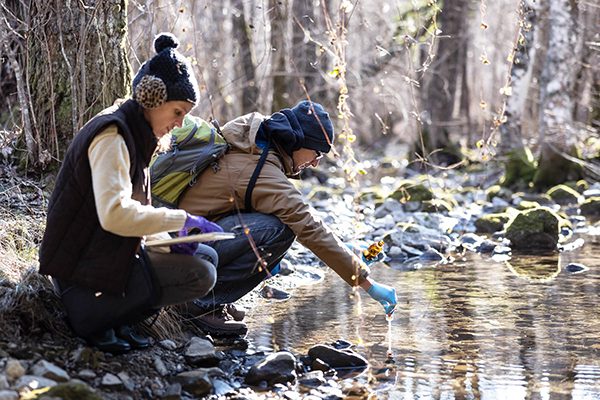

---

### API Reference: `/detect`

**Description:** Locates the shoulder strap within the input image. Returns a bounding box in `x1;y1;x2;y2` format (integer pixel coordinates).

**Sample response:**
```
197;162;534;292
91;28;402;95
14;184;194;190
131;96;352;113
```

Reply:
245;136;271;212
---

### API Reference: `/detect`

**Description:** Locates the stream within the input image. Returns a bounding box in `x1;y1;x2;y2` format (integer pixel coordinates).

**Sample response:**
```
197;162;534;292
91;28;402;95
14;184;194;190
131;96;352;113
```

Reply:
245;234;600;399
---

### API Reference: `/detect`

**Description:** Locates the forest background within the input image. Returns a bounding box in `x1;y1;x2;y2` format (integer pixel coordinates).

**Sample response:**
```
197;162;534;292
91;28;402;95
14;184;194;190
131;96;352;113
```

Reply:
0;0;599;187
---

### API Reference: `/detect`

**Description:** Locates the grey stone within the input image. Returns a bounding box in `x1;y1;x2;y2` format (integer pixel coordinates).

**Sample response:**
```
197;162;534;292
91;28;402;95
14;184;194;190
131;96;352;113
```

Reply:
162;383;182;400
184;337;219;366
32;360;70;382
101;373;123;389
0;390;18;400
15;375;58;391
78;369;97;380
4;360;24;381
159;340;178;351
0;375;8;390
245;351;297;386
172;368;223;397
308;345;368;369
154;356;169;376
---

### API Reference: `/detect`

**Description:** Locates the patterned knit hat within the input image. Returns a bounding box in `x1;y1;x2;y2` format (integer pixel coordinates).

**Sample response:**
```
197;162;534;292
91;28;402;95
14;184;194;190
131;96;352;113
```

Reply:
132;33;199;109
291;100;335;153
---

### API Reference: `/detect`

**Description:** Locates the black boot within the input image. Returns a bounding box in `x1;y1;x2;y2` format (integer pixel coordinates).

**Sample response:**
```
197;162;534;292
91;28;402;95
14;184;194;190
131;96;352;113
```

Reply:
87;328;131;354
116;325;151;349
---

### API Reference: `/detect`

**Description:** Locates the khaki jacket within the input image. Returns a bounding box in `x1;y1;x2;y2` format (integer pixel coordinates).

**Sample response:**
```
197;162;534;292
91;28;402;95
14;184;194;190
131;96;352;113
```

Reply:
178;112;369;287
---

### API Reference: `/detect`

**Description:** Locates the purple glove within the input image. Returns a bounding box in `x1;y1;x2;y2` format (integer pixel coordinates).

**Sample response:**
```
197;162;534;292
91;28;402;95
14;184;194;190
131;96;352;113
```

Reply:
184;213;224;234
170;230;199;255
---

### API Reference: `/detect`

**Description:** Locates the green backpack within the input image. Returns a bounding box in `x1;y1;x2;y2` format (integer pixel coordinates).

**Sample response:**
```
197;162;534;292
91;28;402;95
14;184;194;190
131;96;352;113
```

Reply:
150;115;229;208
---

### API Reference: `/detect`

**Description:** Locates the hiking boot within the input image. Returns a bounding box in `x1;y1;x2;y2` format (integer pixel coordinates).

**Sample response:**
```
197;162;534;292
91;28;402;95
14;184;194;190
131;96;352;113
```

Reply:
116;325;151;349
86;328;131;355
224;303;246;321
179;302;248;337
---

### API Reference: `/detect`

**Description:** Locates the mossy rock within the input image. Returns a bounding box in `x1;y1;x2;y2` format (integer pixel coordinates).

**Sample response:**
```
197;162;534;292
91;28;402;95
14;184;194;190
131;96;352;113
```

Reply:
35;382;102;400
580;197;600;216
501;147;536;189
475;212;511;233
517;200;541;210
421;198;453;213
546;184;583;205
505;207;560;251
356;188;386;203
564;179;589;194
388;180;433;203
486;185;512;202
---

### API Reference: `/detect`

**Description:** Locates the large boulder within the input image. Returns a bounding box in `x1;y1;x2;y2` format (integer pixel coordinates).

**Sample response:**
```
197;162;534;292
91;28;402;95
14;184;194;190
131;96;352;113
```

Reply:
245;352;297;386
505;207;560;251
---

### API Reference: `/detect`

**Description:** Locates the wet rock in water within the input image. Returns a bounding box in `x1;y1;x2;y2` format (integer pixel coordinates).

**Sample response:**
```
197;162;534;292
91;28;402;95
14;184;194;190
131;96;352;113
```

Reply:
492;245;512;255
172;368;224;397
505;207;560;251
277;259;295;276
331;339;352;350
298;370;326;388
31;359;70;382
307;344;368;369
311;358;331;372
245;351;297;386
259;285;290;300
212;378;235;396
565;263;588;273
475;212;510;234
184;337;219;366
419;247;444;261
478;239;501;253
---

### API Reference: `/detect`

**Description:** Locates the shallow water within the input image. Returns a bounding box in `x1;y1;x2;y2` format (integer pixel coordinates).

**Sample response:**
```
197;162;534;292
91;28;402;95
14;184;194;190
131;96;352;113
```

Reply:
245;235;600;399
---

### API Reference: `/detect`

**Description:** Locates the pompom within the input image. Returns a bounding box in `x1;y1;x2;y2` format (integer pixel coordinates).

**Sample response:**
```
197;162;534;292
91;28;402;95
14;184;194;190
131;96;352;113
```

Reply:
154;33;179;53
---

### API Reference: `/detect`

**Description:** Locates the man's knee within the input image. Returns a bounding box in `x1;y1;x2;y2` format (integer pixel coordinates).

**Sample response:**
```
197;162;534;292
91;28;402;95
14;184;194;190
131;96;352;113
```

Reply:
188;258;217;298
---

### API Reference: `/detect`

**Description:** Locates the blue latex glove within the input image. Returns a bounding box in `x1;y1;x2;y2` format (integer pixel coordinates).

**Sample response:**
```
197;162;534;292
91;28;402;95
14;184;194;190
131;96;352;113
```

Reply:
367;280;397;315
170;229;198;255
184;213;224;234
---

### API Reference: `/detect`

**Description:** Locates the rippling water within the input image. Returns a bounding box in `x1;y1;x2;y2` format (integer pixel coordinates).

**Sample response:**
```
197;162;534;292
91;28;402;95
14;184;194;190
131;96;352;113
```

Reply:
245;235;600;399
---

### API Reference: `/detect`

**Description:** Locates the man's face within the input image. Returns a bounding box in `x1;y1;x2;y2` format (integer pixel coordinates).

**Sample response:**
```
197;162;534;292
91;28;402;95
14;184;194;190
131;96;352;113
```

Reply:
291;148;324;175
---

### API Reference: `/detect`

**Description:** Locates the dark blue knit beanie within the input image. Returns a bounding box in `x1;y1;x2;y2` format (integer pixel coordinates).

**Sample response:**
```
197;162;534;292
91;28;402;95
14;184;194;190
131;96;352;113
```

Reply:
132;33;199;109
291;100;335;153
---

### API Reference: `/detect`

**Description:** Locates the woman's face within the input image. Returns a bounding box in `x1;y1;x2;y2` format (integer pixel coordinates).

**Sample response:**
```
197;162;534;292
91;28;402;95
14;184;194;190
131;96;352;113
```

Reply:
144;100;194;138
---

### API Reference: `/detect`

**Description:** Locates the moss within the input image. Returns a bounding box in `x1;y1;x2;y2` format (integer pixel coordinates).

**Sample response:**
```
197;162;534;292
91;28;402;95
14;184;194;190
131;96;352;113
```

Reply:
421;198;453;213
517;200;541;210
356;188;386;203
35;382;102;400
533;144;584;190
580;197;600;216
546;184;582;205
501;147;536;189
475;212;511;233
505;207;560;250
388;180;433;203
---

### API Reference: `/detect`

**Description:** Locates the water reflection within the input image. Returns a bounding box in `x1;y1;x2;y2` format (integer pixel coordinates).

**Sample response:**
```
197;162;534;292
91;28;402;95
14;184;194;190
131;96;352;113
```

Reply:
245;236;600;398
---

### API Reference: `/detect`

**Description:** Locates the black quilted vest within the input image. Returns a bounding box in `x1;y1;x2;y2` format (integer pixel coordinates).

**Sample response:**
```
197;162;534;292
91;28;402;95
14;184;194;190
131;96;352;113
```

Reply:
39;100;157;294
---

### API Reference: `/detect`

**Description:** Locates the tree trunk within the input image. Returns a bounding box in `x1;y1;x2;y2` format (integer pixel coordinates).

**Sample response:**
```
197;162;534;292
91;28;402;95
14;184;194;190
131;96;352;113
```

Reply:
270;0;288;112
534;0;581;188
499;0;539;154
23;0;130;167
289;0;317;102
231;0;259;114
417;0;468;166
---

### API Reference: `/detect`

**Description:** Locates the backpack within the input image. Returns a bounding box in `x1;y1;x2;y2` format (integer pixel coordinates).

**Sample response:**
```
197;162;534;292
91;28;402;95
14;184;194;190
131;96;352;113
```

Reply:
150;115;229;208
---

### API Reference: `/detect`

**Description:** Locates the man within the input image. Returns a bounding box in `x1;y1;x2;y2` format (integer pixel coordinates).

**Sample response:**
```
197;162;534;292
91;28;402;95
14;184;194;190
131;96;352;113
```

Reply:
176;100;397;336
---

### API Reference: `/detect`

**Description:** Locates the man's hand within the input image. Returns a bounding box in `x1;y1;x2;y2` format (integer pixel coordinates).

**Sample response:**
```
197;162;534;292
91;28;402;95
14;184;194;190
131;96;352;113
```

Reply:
365;279;397;315
184;213;224;234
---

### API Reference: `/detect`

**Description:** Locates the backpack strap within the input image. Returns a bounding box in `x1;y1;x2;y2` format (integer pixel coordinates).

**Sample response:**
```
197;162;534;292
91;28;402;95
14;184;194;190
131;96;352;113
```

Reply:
245;136;271;212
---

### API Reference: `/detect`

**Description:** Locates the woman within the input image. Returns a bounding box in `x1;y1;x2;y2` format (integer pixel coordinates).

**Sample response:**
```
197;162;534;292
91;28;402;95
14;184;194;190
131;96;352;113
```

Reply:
39;33;219;354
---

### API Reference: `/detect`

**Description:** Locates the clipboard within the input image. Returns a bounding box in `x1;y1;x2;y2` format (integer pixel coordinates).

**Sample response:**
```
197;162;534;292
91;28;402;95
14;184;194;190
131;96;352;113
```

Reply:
145;232;236;247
